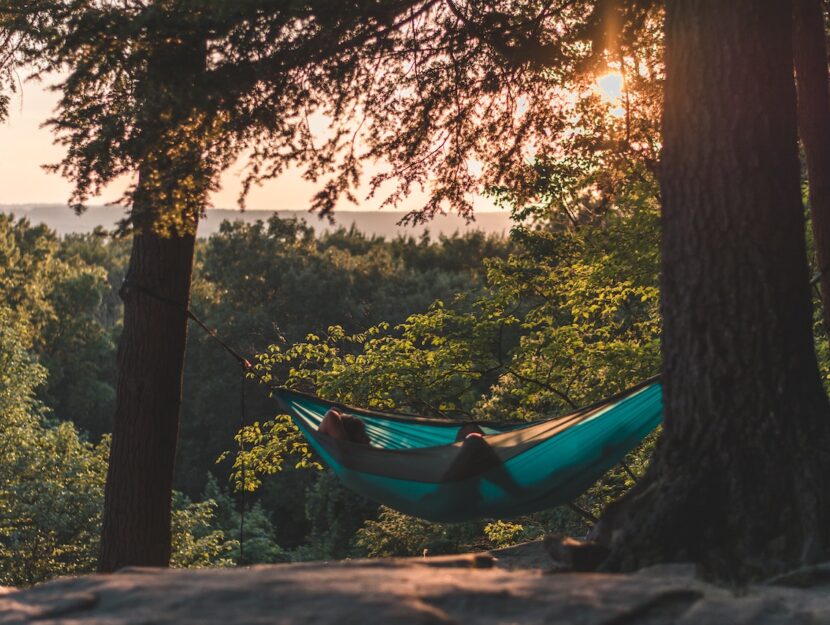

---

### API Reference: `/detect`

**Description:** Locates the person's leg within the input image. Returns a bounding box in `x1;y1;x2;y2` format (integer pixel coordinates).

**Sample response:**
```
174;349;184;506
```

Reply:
455;422;485;442
319;409;348;440
444;434;497;481
445;430;523;497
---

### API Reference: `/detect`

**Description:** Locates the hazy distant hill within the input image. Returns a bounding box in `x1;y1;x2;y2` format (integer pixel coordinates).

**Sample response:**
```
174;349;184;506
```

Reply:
1;204;513;239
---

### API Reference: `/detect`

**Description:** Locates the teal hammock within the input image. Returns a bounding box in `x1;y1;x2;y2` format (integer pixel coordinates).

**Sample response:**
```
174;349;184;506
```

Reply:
273;378;662;523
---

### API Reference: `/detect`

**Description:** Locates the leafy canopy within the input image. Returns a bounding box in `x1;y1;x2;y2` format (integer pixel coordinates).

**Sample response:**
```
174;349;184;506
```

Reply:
8;0;662;232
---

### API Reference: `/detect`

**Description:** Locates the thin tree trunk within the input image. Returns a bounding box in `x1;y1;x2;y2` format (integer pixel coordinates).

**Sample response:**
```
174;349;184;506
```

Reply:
601;0;830;580
99;221;196;571
794;0;830;333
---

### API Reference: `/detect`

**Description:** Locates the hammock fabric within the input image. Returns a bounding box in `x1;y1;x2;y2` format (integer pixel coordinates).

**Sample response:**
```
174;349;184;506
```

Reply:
273;379;662;523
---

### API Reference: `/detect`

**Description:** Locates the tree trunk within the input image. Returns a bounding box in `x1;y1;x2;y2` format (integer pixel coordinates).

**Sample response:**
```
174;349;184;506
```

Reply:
98;30;207;571
602;0;830;580
98;222;197;571
793;0;830;333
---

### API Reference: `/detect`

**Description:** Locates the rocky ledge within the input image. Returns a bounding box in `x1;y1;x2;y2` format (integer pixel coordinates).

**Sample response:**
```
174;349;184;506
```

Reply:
1;542;829;624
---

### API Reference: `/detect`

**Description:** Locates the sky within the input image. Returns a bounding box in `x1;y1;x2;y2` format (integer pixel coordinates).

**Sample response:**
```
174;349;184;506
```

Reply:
0;75;502;213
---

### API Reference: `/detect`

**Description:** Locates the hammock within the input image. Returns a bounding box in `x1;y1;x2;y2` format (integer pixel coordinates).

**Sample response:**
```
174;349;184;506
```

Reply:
273;378;662;523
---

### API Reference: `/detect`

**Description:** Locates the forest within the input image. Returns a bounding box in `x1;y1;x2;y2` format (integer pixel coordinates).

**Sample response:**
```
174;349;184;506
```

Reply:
3;0;830;595
0;200;663;585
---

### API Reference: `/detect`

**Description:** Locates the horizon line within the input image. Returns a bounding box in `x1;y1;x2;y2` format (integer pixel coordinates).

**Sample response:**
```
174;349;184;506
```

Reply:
0;202;510;214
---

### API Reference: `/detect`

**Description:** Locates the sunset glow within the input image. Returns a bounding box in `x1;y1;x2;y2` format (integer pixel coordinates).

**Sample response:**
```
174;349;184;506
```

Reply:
594;71;626;118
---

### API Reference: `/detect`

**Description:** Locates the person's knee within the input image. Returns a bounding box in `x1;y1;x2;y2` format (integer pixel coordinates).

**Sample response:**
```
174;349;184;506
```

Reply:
320;409;370;445
456;423;485;442
320;409;345;438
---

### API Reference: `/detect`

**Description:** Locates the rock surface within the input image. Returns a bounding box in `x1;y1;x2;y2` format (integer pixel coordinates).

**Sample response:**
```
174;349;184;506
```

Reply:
1;543;829;624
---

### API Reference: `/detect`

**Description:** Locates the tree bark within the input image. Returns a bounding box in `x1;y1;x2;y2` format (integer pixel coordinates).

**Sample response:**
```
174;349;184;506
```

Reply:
99;224;196;571
602;0;830;580
793;0;830;333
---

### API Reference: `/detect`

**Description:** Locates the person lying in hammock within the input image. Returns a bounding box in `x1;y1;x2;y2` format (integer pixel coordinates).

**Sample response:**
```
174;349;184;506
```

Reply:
318;408;516;501
318;408;486;446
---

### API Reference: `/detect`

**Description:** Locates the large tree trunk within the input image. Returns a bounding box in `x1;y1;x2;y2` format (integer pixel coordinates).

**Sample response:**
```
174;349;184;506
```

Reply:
99;222;196;571
793;0;830;333
98;30;207;571
602;0;830;580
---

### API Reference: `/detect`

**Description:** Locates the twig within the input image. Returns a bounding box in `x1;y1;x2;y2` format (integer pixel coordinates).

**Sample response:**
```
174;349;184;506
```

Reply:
620;461;639;483
567;502;598;523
